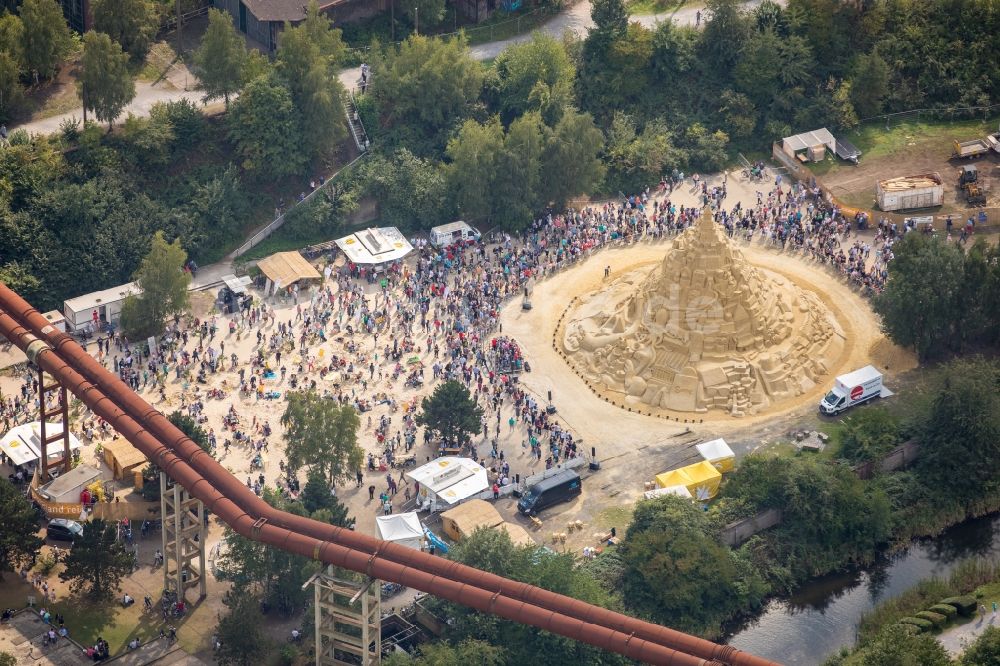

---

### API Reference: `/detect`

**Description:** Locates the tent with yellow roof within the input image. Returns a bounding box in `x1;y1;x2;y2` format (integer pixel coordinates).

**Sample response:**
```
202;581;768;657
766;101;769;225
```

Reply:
654;460;722;501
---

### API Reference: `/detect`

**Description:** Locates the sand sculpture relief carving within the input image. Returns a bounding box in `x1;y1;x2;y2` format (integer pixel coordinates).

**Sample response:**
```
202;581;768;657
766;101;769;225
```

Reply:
562;208;845;417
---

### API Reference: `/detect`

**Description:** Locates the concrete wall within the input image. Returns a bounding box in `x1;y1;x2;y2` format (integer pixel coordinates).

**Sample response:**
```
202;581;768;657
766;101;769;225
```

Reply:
720;508;783;547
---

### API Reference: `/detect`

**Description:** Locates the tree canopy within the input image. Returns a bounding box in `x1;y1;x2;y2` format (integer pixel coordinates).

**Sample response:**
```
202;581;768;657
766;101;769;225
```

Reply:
227;74;307;179
59;519;135;600
194;9;248;107
78;31;136;129
120;230;191;340
91;0;158;60
280;391;363;485
416;380;483;448
0;478;42;578
19;0;72;80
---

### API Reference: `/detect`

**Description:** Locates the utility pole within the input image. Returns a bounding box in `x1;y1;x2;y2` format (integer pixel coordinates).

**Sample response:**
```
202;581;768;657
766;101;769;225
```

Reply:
176;0;183;60
391;0;395;41
414;5;418;35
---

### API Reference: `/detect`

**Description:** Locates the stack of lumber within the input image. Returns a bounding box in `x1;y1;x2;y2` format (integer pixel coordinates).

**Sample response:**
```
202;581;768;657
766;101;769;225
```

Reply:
878;175;939;191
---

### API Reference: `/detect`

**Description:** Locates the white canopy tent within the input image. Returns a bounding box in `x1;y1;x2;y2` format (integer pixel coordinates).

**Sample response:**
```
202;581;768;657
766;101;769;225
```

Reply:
376;512;424;550
643;485;693;501
335;227;413;265
0;422;83;469
696;438;736;473
405;456;489;512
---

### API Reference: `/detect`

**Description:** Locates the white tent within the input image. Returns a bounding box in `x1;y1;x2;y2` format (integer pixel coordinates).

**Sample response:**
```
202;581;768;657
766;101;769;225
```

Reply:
696;438;736;473
643;485;693;501
406;457;489;511
376;512;424;550
0;422;83;469
335;227;413;265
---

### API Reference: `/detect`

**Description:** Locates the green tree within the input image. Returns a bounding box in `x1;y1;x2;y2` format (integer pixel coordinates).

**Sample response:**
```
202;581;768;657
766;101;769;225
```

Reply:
962;625;1000;665
0;13;25;67
494;111;548;231
915;358;1000;502
403;0;446;29
0;478;43;578
723;456;892;580
142;411;212;500
59;519;134;600
873;233;966;360
718;89;758;139
493;33;575;123
433;528;626;665
300;468;355;528
0;51;25;123
193;9;248;108
78;31;136;130
860;623;951;666
371;34;483;151
620;496;765;634
280;391;363;486
120;230;191;339
590;0;628;43
541;109;605;207
849;51;889;118
604;113;686;194
840;407;902;464
19;0;72;80
0;652;15;666
384;639;505;665
700;0;749;74
276;7;347;160
227;74;307;179
362;149;448;230
91;0;158;59
445;118;505;223
215;588;271;665
416;380;483;449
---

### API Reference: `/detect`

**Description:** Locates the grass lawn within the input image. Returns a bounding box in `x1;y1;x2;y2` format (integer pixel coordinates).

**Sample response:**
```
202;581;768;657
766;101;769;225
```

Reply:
0;576;214;657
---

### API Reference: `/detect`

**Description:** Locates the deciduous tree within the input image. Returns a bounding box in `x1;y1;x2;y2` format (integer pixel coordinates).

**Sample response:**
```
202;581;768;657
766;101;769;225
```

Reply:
0;52;25;123
59;519;134;600
20;0;72;80
92;0;158;59
371;34;483;151
361;149;448;230
493;33;575;123
227;74;306;178
417;380;483;449
541;109;605;207
840;407;902;464
0;477;42;579
215;588;270;665
383;639;505;665
445;118;504;223
849;51;889;118
281;391;363;486
194;9;247;108
120;230;191;339
78;31;136;130
873;234;965;360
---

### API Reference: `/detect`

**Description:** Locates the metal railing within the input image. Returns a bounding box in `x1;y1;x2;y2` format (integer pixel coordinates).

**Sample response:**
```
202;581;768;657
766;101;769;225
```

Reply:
230;152;369;259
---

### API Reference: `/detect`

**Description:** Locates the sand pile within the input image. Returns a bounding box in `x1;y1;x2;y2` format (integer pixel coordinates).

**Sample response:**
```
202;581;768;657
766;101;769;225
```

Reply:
562;209;845;417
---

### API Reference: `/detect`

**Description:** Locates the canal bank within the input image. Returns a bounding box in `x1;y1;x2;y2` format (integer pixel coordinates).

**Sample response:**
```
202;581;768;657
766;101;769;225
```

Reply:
725;512;1000;664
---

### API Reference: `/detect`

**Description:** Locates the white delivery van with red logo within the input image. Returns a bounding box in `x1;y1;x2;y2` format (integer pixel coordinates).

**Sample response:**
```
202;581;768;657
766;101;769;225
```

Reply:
819;365;890;416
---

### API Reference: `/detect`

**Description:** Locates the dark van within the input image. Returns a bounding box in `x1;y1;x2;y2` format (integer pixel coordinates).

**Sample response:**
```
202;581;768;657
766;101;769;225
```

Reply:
517;469;582;516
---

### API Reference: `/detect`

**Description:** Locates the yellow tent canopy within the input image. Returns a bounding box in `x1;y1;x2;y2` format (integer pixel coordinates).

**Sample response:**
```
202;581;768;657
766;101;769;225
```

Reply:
654;460;722;500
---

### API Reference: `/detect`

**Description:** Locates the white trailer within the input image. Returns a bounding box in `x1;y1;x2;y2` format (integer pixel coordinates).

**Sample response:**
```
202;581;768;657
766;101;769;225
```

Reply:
429;221;481;248
875;173;944;211
819;365;892;415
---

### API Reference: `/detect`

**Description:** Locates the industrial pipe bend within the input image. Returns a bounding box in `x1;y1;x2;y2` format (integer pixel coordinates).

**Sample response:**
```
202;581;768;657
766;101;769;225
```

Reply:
0;287;782;666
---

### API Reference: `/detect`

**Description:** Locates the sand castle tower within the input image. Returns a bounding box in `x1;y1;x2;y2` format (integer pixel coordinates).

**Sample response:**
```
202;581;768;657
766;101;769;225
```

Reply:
562;209;844;416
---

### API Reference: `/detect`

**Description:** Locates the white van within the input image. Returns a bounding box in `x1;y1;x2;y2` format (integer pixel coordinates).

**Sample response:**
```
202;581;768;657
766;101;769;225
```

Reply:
429;221;481;248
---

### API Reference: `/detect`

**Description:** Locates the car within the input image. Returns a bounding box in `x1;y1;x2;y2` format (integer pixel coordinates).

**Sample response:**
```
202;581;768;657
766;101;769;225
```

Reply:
46;518;84;542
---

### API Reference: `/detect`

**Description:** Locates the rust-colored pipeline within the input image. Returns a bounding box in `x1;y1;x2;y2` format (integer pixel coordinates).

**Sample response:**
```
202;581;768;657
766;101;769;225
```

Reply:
0;284;782;666
0;312;720;666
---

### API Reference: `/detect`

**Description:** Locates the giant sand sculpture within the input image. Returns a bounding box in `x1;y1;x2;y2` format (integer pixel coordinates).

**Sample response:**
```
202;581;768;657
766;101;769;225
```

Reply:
561;208;845;417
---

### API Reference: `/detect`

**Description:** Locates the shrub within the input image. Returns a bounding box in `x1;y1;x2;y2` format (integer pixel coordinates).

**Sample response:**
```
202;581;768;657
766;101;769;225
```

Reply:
929;603;957;620
941;595;978;616
898;616;933;632
36;553;57;575
915;610;947;628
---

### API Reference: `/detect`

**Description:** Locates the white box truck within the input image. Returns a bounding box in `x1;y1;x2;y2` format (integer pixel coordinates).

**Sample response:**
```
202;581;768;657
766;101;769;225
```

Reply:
429;221;481;248
819;365;892;415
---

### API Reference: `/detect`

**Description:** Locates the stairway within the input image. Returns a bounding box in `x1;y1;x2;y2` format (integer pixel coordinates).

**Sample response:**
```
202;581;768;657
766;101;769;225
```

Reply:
344;91;370;153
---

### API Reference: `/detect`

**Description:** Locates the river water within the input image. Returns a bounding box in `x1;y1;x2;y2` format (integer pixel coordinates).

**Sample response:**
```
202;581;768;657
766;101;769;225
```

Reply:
725;513;1000;664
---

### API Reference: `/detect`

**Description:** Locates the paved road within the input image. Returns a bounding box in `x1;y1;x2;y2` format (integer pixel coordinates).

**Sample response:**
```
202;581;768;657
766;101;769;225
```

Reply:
339;0;776;89
938;613;999;657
